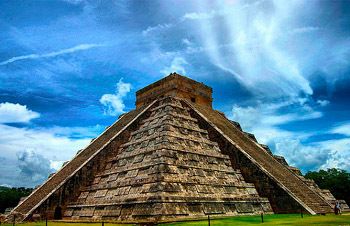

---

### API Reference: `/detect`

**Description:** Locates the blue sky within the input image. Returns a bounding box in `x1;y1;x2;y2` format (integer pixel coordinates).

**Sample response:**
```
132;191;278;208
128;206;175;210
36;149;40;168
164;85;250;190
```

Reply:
0;0;350;187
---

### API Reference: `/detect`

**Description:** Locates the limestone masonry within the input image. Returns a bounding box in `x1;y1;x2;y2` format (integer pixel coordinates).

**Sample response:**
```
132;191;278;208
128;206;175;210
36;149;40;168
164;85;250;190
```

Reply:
7;73;349;224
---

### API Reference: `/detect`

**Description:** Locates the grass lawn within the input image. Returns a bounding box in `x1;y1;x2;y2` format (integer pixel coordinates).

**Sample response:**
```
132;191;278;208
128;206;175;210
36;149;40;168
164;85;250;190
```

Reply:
1;222;128;226
161;213;350;226
1;214;350;226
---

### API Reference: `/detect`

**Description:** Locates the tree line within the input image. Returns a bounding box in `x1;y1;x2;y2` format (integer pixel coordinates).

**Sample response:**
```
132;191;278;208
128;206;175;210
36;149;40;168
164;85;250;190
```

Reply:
305;168;350;206
0;186;33;213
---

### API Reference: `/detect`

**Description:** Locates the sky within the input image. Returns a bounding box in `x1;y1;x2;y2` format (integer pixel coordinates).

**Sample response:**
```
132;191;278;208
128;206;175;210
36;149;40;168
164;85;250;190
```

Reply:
0;0;350;188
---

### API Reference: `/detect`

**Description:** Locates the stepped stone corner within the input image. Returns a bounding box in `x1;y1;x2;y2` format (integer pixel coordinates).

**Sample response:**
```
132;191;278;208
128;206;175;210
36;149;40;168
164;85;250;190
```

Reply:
7;73;348;224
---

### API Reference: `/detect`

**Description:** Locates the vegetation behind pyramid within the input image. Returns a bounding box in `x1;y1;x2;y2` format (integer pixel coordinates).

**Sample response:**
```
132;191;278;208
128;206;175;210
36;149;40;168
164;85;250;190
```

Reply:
7;73;348;224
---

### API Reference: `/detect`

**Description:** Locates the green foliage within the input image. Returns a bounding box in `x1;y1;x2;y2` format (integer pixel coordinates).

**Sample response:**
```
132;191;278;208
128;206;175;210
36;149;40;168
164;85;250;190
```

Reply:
0;186;33;213
305;168;350;205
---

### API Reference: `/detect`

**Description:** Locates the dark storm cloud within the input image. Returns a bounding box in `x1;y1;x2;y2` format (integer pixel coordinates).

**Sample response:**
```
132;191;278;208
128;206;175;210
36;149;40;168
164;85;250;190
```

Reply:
16;150;54;187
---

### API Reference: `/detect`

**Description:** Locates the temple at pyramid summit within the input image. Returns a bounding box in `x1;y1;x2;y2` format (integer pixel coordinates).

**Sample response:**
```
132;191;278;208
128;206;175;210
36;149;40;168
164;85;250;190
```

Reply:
7;73;349;223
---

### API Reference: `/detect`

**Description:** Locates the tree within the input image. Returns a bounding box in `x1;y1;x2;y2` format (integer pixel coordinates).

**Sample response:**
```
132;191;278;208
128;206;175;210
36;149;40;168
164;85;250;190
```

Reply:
305;168;350;205
0;186;33;213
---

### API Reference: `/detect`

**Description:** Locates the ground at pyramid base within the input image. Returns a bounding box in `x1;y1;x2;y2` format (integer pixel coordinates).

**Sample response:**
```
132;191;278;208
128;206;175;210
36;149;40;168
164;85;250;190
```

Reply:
6;73;349;224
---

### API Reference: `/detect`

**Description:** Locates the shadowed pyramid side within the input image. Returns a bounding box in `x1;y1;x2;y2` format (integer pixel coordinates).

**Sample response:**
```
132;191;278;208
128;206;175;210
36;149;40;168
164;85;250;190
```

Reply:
186;100;333;214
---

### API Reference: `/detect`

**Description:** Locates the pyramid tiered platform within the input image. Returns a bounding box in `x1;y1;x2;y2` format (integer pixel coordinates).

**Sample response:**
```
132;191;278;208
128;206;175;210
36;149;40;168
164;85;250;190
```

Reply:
64;97;271;222
8;73;342;224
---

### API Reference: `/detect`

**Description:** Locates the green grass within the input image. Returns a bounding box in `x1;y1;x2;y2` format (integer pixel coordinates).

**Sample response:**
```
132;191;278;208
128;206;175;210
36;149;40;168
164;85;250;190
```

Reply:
1;223;129;226
2;214;350;226
160;213;350;226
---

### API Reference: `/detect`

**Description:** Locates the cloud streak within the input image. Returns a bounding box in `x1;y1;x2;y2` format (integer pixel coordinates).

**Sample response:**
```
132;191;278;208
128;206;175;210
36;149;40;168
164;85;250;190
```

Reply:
331;122;350;136
187;1;315;97
0;43;104;66
290;26;320;34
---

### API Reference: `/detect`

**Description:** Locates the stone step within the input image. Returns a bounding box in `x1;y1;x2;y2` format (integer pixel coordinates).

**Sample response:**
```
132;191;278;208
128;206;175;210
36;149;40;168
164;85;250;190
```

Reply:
189;101;333;214
7;103;155;220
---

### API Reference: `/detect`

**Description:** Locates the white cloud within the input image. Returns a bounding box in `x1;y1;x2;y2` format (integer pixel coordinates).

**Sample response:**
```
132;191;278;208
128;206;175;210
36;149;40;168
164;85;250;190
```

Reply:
182;10;218;20
39;125;104;139
228;98;330;173
182;38;192;46
50;160;66;171
0;102;100;187
0;123;94;187
0;43;104;66
100;78;131;116
0;124;92;162
315;138;350;171
317;99;330;107
182;38;206;54
0;102;40;123
62;0;86;5
274;138;332;173
230;100;322;143
160;57;188;75
142;23;173;36
331;122;350;136
229;98;350;173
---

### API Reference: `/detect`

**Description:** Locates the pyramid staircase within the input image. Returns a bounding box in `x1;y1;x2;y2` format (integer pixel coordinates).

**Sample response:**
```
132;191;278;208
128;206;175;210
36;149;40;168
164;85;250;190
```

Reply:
6;102;155;222
63;97;271;222
187;101;333;214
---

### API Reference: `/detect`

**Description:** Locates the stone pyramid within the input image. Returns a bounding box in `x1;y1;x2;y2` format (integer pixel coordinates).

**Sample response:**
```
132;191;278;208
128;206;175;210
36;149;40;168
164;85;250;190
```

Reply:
8;73;344;224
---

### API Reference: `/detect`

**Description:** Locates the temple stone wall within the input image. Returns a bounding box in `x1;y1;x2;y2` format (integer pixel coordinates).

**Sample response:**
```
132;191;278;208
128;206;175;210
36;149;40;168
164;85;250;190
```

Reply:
136;73;212;108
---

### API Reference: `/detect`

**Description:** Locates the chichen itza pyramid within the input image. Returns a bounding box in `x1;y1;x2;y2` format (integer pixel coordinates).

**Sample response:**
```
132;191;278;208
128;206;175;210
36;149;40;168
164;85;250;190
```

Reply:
7;73;348;224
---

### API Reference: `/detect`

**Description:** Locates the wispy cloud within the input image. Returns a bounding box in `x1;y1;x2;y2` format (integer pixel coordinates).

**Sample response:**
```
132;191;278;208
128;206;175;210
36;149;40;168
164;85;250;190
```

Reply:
187;1;315;97
330;122;350;136
0;43;104;66
230;99;322;143
142;23;173;36
290;26;320;34
182;10;218;20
